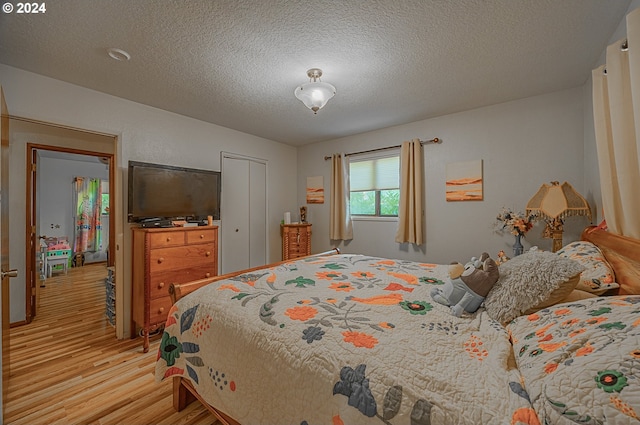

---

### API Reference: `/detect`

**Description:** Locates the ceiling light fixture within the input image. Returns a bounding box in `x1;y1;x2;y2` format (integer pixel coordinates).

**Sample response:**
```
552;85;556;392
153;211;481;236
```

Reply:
294;68;336;114
107;47;131;61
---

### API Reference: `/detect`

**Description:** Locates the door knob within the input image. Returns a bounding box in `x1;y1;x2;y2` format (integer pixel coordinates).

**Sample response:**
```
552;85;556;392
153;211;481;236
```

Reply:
1;269;18;279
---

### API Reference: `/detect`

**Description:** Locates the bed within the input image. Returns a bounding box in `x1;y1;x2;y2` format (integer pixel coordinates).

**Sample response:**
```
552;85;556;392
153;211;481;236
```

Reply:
155;227;640;425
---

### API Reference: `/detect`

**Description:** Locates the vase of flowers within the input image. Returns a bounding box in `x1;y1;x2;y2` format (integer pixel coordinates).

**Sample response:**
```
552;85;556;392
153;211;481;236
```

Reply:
494;208;538;256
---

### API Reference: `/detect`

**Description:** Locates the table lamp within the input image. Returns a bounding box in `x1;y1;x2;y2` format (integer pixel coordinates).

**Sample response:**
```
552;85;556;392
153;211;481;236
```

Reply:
525;181;592;252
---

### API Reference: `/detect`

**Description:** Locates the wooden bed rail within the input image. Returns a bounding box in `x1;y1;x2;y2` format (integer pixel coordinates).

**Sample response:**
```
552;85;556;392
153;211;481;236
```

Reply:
169;248;341;303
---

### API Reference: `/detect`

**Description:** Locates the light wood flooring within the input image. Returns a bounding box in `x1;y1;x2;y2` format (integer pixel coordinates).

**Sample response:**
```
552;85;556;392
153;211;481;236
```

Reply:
5;262;220;425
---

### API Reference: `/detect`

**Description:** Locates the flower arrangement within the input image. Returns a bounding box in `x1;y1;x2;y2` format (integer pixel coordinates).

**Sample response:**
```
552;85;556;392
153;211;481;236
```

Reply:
494;208;538;236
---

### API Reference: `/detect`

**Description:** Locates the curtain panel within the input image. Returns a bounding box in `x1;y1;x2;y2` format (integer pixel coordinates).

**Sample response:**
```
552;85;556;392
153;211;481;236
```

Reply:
395;139;424;244
73;176;103;253
592;7;640;239
329;153;353;240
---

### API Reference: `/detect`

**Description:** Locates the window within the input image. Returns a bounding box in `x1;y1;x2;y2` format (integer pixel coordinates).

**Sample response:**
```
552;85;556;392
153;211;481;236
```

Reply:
101;193;110;215
349;154;399;217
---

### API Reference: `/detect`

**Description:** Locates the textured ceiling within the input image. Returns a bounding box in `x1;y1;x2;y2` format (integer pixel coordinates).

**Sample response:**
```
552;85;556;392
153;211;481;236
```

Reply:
0;0;631;146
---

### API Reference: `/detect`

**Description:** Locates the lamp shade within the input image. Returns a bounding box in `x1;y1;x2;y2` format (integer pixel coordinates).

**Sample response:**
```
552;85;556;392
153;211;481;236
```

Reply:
294;81;336;113
525;181;592;221
526;181;591;252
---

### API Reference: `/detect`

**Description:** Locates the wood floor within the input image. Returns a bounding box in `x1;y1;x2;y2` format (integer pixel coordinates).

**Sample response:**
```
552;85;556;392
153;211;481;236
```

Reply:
5;262;220;425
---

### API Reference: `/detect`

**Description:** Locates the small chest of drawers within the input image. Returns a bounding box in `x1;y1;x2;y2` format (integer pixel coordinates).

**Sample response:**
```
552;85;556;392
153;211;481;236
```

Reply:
281;223;312;260
131;226;218;352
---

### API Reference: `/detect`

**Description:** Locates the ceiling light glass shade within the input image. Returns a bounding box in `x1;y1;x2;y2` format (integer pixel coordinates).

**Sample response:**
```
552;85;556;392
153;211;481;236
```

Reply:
294;68;336;114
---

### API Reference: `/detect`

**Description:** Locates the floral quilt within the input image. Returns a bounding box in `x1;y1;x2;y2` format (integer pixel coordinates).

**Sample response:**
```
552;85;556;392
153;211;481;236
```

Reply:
507;296;640;424
155;254;538;425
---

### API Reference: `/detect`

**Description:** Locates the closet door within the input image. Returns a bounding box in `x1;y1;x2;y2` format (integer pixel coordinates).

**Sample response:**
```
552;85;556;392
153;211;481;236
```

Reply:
221;155;267;274
221;157;250;274
248;161;266;268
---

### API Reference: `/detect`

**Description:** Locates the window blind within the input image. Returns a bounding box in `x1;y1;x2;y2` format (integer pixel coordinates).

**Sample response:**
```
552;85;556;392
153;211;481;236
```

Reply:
350;156;399;191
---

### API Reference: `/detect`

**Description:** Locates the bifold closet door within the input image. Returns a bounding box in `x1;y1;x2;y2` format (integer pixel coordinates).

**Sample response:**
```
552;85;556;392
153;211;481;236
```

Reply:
221;156;267;274
248;160;267;268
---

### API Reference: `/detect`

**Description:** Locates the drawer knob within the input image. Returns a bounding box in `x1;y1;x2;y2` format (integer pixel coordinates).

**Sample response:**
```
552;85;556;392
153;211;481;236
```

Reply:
205;272;211;278
200;234;205;239
205;251;211;257
166;237;171;242
158;307;165;314
158;282;165;289
158;257;164;264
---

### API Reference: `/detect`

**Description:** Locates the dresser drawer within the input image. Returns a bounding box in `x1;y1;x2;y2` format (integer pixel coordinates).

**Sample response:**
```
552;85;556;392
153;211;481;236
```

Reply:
149;265;216;298
149;296;173;325
186;228;217;244
148;231;185;248
288;241;301;253
149;243;216;272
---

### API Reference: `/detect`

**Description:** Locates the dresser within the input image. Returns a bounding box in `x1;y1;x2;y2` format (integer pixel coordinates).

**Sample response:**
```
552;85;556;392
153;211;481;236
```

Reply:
281;223;312;260
131;226;218;352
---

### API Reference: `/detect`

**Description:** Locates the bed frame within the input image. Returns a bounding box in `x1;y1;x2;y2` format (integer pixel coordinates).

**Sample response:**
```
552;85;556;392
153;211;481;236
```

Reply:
581;226;640;295
168;228;640;424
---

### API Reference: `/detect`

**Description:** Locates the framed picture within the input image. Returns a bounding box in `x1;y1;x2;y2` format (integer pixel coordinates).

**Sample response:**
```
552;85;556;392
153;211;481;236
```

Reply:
446;160;483;201
306;176;324;204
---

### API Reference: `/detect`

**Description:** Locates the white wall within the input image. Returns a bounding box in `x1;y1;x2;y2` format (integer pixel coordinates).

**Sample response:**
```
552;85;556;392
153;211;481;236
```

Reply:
38;156;110;262
1;64;299;335
297;87;591;264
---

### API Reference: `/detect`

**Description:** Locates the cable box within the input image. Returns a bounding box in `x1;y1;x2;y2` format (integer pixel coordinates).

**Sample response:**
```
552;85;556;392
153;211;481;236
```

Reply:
138;219;173;228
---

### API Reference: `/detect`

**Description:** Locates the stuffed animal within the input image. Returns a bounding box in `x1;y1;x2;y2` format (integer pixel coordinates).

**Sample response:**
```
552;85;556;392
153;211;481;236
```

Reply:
496;250;510;265
431;252;500;317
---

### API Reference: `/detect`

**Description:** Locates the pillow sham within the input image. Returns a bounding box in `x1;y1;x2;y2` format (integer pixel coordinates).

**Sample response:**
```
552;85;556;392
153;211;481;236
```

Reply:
522;288;597;315
558;288;598;302
556;241;619;295
484;250;584;323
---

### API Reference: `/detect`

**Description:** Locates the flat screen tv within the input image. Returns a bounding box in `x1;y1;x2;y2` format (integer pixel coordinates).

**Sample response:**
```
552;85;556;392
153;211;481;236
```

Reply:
127;161;221;223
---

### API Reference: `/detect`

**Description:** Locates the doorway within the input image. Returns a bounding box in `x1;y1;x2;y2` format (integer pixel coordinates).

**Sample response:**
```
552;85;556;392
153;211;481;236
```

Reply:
30;147;114;325
27;144;115;325
10;117;116;330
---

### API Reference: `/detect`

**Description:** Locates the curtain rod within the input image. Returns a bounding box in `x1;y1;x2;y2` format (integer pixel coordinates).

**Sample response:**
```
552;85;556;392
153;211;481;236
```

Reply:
323;137;441;160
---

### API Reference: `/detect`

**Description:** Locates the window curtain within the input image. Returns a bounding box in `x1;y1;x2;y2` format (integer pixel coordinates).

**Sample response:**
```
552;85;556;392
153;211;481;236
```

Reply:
395;139;424;244
330;153;353;240
592;7;640;239
73;177;103;253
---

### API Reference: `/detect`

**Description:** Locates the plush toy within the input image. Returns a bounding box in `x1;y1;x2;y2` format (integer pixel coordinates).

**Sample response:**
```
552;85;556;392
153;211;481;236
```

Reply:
496;250;510;265
431;252;500;317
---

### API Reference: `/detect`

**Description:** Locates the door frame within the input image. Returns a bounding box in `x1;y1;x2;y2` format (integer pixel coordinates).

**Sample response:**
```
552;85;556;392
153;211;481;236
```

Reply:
25;143;115;323
1;85;11;424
